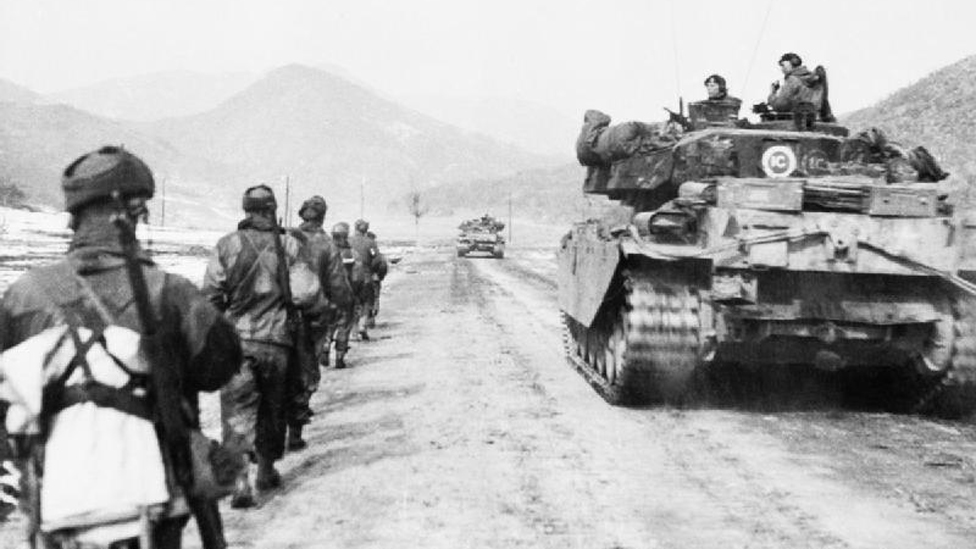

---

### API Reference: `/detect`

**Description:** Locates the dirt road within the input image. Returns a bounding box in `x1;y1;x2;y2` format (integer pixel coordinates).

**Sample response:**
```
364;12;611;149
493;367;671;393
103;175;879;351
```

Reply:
192;247;976;548
4;243;976;548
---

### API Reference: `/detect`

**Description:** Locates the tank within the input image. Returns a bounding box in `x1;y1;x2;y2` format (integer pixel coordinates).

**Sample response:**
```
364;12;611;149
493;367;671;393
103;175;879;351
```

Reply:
559;100;976;415
457;215;506;259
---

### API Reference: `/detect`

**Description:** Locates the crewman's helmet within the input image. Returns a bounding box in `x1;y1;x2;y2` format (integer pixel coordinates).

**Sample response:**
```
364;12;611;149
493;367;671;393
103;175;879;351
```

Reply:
354;219;369;233
61;146;154;213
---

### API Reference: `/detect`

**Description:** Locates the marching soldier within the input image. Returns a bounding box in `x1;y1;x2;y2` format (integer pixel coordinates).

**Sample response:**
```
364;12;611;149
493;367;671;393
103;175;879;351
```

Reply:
328;222;367;368
202;184;312;508
0;146;241;547
285;196;352;450
365;230;388;329
350;219;379;340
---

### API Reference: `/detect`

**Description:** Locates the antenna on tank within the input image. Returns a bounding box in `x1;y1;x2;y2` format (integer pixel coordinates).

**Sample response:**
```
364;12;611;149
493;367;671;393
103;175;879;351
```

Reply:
741;0;774;99
669;0;683;101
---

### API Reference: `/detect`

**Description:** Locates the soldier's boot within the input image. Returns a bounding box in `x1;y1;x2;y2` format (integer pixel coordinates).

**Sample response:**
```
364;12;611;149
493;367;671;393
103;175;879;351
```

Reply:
230;465;256;509
255;457;282;491
287;424;308;451
319;347;331;369
359;329;370;341
334;349;348;369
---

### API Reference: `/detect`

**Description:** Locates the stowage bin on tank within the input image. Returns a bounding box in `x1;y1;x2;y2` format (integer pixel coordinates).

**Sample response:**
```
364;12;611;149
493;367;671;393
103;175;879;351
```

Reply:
559;99;976;416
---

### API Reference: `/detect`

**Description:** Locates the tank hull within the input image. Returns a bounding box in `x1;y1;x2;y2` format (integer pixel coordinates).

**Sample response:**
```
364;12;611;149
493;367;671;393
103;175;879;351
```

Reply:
558;210;976;415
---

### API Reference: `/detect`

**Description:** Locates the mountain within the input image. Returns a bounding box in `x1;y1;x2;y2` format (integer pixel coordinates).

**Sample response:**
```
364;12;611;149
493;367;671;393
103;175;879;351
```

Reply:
843;54;976;181
400;94;579;158
51;70;258;121
148;64;552;211
396;162;626;225
0;101;241;226
0;78;44;104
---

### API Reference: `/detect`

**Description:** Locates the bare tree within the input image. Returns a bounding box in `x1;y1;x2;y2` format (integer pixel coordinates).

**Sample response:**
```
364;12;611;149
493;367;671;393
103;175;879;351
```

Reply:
407;191;430;244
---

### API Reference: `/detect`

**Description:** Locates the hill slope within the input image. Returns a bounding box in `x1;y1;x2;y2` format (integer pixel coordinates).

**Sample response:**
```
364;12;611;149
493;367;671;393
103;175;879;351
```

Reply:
843;54;976;179
0;101;241;226
396;163;626;226
148;64;552;210
51;70;258;121
0;78;44;104
401;94;578;158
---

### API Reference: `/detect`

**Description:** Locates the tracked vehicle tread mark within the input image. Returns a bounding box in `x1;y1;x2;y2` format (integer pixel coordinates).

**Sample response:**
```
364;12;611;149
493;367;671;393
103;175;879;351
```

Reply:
561;265;707;405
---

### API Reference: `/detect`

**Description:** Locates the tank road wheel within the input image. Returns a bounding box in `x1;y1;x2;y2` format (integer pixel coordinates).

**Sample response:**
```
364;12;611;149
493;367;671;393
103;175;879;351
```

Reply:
621;270;707;405
918;294;976;418
561;312;626;404
604;312;627;386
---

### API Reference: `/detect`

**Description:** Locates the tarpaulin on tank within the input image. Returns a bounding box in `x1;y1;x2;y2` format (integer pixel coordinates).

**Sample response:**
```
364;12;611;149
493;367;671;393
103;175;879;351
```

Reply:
576;110;675;167
841;128;949;182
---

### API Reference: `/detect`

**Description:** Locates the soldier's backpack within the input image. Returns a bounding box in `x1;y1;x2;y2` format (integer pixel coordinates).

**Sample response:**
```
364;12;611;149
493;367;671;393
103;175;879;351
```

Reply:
0;269;173;546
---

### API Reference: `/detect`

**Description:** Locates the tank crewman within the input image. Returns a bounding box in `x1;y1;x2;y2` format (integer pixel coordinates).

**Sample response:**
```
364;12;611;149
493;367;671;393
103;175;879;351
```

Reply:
767;52;824;113
285;195;352;450
703;74;742;106
202;184;305;508
329;222;368;368
349;219;379;340
0;146;242;547
365;230;388;328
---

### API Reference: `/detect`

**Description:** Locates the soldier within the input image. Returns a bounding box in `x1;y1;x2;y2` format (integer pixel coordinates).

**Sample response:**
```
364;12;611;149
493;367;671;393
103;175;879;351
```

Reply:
285;196;352;450
365;230;388;328
328;222;367;368
349;219;378;340
202;184;308;508
767;52;824;113
0;146;242;547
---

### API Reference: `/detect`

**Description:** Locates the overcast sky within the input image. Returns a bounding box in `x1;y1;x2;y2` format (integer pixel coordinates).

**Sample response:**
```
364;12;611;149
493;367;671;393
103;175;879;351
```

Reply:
1;0;975;121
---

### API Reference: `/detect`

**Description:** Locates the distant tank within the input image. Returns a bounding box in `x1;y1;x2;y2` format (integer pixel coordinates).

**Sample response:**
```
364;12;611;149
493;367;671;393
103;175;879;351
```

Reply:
559;98;976;415
457;214;506;259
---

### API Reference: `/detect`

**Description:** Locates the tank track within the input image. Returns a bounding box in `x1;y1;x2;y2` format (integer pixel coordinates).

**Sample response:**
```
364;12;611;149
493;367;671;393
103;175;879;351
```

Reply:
914;293;976;417
562;267;707;405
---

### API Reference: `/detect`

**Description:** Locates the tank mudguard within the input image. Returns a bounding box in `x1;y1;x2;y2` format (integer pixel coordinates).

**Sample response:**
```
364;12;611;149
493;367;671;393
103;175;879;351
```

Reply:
558;228;621;328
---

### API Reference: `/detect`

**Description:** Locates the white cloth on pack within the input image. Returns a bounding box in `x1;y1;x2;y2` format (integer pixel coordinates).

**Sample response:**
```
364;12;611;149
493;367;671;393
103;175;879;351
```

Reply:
0;324;170;535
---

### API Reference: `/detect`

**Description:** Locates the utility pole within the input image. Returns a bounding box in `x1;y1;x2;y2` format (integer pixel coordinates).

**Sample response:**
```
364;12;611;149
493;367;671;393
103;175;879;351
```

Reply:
284;175;291;227
508;191;513;244
360;175;365;219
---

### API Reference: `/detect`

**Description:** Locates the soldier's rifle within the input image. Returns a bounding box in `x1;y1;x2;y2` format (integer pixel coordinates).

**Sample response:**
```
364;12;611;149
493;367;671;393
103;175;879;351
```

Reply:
111;191;226;549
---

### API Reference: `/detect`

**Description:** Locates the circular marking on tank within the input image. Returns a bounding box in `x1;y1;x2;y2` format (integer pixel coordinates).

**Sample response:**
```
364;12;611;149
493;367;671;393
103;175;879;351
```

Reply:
762;145;798;178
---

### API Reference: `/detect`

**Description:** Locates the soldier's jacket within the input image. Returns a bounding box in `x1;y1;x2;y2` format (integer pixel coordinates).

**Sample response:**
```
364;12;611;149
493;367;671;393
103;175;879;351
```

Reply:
767;65;824;113
336;246;369;304
202;216;304;347
296;222;353;312
349;232;378;270
0;244;242;461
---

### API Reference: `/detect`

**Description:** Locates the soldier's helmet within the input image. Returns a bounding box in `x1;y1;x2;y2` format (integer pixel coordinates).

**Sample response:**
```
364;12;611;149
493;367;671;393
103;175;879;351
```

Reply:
332;221;351;236
242;184;277;212
354;219;369;233
61;146;154;213
299;195;328;221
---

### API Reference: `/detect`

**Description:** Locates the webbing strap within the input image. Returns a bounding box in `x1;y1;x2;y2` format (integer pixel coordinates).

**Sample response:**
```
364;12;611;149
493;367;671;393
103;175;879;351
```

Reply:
55;382;152;420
